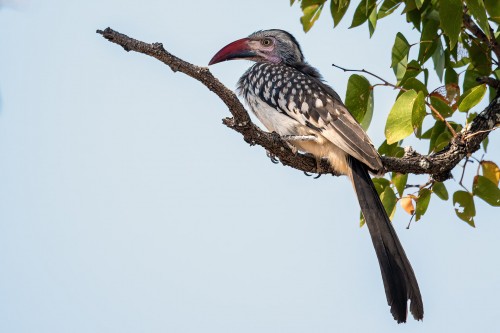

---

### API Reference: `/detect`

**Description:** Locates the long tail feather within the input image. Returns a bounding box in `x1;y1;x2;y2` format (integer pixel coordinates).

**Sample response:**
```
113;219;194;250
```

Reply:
348;157;424;323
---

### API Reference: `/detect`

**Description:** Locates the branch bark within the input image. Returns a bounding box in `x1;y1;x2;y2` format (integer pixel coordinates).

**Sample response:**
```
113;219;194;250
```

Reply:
96;27;499;182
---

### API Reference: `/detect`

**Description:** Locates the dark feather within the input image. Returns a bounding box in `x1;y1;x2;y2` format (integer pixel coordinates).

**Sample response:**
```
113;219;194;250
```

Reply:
349;157;424;323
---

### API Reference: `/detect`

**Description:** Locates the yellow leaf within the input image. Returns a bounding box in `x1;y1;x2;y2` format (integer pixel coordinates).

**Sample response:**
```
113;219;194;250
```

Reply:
481;161;500;186
400;196;415;215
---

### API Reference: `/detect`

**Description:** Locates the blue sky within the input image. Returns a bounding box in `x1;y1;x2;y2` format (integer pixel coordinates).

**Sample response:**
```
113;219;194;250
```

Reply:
0;1;499;332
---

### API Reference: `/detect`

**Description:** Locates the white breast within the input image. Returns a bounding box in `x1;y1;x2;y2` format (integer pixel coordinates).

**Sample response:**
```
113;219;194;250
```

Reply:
246;93;298;136
244;92;349;175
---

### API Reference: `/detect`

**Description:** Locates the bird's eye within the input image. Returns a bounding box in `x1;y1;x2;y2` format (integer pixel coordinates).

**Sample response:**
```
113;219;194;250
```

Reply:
261;38;273;46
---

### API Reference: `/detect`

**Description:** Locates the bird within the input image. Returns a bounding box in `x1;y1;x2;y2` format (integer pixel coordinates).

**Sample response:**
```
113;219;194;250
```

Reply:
208;29;423;323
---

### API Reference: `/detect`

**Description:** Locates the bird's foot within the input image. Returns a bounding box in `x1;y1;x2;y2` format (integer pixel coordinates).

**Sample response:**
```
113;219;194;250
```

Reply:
266;150;280;164
302;153;323;179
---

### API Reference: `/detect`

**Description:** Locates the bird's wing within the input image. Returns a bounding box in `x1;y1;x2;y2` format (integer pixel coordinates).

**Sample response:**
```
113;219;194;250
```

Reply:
274;72;383;172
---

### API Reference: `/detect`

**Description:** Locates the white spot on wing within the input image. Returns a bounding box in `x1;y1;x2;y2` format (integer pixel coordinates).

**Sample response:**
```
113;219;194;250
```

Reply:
301;102;309;112
315;99;324;108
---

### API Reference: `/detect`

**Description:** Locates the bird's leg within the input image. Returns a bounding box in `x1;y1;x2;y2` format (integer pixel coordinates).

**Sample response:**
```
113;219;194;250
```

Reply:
280;134;317;142
280;134;317;155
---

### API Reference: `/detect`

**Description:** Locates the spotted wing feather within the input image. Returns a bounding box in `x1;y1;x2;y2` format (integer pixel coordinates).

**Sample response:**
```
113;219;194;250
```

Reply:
242;63;382;172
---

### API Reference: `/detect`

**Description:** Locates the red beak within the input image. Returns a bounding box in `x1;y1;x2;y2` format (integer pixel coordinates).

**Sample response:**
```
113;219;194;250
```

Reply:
208;38;255;65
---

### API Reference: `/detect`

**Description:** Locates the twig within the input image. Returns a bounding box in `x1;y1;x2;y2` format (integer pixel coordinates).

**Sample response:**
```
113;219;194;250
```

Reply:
418;179;433;191
406;214;415;229
463;127;498;141
332;63;399;89
458;157;471;191
427;103;457;136
332;63;457;136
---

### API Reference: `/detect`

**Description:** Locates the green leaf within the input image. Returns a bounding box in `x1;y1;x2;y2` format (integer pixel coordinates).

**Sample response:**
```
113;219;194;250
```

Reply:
403;0;416;13
378;0;402;19
453;191;476;227
415;188;431;221
430;95;454;118
467;111;478;124
345;74;373;130
428;120;446;153
445;67;459;85
485;0;500;24
372;177;391;195
406;8;422;31
378;140;405;157
458;84;487;112
482;136;489;152
489;85;497;102
466;38;492;75
473;175;500;206
368;5;378;36
434;131;452;151
481;160;500;186
331;0;351;27
432;182;449;200
300;1;326;32
360;210;366;227
380;186;398;219
420;126;433;139
463;68;483;91
400;60;423;85
432;40;445;81
394;55;409;84
439;0;463;49
391;32;411;68
401;77;429;95
415;0;424;9
350;0;376;28
392;172;408;197
465;0;491;39
418;18;439;63
412;91;427;130
385;90;418;144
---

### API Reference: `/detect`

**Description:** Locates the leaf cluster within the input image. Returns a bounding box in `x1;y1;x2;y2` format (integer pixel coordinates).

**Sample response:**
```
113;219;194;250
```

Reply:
291;0;500;226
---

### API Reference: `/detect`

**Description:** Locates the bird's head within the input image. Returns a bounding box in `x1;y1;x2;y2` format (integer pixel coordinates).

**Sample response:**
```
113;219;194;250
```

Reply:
208;29;304;66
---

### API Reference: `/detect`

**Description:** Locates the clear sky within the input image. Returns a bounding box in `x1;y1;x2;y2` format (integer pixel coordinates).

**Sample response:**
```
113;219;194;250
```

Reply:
0;1;499;332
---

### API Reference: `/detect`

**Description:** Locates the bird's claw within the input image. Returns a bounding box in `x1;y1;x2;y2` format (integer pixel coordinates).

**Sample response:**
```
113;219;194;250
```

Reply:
266;151;280;164
303;171;322;178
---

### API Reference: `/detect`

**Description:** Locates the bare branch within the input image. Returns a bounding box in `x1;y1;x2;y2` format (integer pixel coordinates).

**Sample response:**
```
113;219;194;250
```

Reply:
96;27;498;182
96;27;333;175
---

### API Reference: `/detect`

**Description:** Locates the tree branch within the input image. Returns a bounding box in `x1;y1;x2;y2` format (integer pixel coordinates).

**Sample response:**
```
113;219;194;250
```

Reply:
96;27;498;181
463;12;500;62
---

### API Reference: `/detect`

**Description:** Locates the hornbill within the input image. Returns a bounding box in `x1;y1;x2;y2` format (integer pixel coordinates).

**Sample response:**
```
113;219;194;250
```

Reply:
209;29;423;323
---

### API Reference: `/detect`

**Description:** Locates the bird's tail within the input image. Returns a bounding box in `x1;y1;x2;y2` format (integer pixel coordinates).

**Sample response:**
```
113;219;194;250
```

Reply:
348;157;424;323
